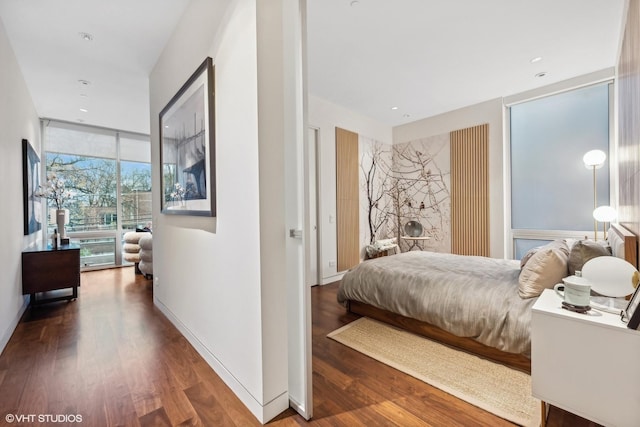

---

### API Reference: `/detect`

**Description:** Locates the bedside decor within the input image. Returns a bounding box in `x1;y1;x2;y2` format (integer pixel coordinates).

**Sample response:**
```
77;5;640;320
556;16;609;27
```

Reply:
581;256;637;297
160;57;216;217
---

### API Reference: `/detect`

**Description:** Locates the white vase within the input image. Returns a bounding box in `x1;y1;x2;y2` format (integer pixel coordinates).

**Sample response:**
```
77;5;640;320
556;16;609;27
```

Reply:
56;209;67;238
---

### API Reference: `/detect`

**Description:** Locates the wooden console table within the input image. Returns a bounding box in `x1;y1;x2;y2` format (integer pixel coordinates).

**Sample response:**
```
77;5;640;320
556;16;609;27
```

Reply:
22;243;80;305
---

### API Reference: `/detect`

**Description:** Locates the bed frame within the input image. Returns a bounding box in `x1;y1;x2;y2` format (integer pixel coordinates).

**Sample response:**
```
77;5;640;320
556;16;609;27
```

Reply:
346;223;638;374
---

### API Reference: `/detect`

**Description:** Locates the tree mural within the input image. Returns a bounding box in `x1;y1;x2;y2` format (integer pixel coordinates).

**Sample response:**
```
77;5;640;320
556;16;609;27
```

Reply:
392;137;450;251
360;134;451;254
360;140;393;245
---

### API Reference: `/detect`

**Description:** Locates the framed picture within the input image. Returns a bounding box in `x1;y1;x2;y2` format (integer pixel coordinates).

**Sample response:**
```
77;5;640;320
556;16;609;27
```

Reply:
624;285;640;330
22;138;42;235
160;57;216;216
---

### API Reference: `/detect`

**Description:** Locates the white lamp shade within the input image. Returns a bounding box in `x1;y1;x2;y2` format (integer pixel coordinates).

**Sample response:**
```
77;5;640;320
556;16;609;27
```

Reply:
583;149;606;168
593;205;617;222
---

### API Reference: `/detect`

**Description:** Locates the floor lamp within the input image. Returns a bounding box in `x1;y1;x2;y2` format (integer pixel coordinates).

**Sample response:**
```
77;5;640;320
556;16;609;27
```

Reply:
583;150;606;240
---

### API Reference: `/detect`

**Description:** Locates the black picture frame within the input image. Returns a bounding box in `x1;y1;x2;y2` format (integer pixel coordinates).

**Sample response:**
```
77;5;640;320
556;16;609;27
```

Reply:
22;139;42;235
159;57;216;216
624;285;640;330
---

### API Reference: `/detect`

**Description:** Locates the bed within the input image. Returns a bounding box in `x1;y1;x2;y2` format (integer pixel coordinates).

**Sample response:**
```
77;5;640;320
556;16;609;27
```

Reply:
337;223;638;373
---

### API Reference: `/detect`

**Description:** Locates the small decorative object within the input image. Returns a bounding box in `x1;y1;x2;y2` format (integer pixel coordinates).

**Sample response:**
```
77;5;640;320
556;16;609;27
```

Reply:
55;209;67;238
623;285;640;330
35;173;73;238
160;57;216;217
404;221;423;237
51;228;59;249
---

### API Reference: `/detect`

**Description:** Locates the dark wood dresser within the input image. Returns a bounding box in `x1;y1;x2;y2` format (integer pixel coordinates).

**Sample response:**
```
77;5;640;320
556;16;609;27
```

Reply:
22;243;80;305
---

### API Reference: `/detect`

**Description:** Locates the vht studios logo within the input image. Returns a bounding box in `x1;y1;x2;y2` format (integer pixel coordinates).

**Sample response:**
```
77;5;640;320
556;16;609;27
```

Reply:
5;413;83;423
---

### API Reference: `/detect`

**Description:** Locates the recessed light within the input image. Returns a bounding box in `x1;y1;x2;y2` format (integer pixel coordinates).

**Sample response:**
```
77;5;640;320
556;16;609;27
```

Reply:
350;1;360;6
530;56;543;63
79;32;93;42
79;108;88;113
391;106;399;110
535;72;547;78
78;79;91;86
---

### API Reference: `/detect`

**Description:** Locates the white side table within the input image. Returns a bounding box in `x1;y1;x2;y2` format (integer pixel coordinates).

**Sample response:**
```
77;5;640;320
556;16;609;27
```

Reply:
532;289;640;427
400;236;430;251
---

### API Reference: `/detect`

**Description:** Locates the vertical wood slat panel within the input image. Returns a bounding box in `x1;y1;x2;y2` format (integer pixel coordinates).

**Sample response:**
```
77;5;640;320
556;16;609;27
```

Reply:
336;127;360;271
450;124;489;256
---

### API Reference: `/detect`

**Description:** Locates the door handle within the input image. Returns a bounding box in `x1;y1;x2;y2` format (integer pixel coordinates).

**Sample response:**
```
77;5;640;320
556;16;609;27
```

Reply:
289;229;302;239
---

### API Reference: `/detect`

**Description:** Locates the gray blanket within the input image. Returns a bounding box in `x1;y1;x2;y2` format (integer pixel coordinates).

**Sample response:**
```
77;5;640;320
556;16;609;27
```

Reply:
337;251;536;356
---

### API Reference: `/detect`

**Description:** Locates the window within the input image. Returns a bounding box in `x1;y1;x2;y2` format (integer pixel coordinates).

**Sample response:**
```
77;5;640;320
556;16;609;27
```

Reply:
42;121;151;269
509;83;611;258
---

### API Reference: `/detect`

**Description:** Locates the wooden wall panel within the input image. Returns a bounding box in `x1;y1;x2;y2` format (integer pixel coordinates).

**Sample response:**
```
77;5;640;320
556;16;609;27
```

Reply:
618;0;640;267
336;127;360;271
450;124;489;256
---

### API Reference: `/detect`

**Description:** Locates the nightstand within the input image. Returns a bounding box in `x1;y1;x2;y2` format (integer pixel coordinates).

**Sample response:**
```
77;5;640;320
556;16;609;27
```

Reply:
531;289;640;427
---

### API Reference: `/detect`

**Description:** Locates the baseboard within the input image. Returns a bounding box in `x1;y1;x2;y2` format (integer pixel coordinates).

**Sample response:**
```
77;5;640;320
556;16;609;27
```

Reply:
0;296;29;355
153;296;288;424
322;272;344;285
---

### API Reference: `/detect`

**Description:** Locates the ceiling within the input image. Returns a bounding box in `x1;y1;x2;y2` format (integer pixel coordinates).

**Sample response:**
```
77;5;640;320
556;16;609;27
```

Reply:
307;0;626;126
0;0;627;134
0;0;191;135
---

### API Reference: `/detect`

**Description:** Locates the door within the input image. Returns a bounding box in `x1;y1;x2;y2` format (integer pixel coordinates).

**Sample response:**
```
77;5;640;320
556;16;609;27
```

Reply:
306;126;319;287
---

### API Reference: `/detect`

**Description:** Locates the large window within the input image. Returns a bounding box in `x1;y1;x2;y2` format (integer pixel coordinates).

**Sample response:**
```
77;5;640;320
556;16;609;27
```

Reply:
43;121;151;269
509;83;611;258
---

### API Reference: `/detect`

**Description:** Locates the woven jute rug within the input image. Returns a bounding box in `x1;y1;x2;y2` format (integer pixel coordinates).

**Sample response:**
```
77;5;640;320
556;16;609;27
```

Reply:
328;317;540;427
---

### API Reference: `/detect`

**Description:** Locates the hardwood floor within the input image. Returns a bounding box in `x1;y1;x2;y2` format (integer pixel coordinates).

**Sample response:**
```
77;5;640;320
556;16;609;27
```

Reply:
0;269;599;426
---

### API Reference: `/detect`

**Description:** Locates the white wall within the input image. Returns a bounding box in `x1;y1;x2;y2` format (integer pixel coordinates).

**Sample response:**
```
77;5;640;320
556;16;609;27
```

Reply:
393;98;505;258
0;18;41;353
149;0;290;422
309;95;392;283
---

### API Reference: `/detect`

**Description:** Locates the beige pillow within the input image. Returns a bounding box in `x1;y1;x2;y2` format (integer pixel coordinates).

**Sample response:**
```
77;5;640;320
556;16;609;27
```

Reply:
519;242;569;299
520;246;539;269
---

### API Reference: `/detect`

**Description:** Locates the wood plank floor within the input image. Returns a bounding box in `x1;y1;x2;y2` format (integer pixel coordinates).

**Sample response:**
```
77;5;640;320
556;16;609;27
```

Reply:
0;269;599;426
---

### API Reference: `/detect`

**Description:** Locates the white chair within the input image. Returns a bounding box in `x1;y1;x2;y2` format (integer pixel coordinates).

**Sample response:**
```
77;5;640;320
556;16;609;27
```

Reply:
123;231;149;274
138;234;153;278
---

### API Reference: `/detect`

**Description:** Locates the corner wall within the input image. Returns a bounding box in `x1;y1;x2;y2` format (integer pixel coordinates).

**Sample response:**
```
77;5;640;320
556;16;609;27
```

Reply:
309;95;392;282
149;0;289;422
0;18;41;353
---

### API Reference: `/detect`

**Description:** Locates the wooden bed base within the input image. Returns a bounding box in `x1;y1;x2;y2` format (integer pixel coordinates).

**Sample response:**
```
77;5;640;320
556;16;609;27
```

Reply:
346;224;639;375
347;300;532;373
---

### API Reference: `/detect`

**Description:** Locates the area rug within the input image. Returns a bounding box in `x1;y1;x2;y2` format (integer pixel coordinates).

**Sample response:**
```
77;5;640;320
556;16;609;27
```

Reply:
327;317;540;427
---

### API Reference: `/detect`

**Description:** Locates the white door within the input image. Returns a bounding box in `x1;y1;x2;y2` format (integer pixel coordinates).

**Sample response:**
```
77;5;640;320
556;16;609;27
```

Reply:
283;0;313;420
306;126;319;287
